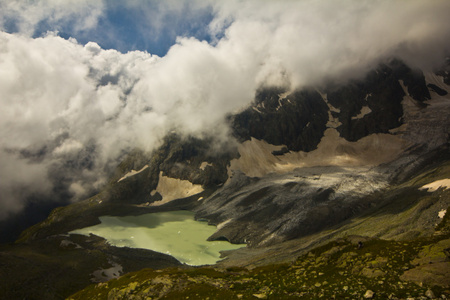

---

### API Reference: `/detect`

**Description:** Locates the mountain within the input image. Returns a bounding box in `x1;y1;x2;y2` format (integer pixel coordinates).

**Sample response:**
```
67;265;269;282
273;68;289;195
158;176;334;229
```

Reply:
1;59;449;299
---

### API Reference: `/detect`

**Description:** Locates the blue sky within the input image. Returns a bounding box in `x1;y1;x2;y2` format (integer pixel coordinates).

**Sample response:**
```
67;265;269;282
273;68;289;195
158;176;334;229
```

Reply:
59;3;214;56
2;0;215;56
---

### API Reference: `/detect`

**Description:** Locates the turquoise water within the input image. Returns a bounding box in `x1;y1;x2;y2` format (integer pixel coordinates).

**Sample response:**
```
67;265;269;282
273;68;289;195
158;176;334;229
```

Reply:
70;211;245;266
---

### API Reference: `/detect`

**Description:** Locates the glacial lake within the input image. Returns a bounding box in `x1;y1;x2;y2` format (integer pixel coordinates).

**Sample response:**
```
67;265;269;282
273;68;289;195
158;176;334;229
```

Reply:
70;210;245;266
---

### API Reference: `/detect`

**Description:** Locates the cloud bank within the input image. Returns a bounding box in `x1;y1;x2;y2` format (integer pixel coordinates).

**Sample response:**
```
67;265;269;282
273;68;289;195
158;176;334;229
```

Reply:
1;0;450;220
0;0;104;35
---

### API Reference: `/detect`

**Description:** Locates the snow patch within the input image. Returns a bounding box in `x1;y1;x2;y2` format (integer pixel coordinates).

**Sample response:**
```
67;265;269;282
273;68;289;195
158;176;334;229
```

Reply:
438;209;446;219
420;179;450;192
278;91;291;99
252;106;262;113
351;106;372;119
273;166;387;198
217;219;232;230
326;111;342;128
276;98;283;111
200;161;213;170
399;80;411;97
117;165;148;182
425;71;449;95
258;232;279;247
229;129;406;177
60;239;82;249
318;91;342;128
150;171;204;206
91;261;123;283
252;102;266;114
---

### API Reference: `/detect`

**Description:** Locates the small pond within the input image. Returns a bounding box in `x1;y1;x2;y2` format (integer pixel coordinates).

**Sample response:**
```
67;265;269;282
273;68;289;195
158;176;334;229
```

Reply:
70;210;245;265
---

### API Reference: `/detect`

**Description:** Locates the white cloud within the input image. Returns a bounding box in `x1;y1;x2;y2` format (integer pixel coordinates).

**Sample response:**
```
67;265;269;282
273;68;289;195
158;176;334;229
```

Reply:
0;0;104;36
209;0;450;88
0;0;450;219
0;150;52;220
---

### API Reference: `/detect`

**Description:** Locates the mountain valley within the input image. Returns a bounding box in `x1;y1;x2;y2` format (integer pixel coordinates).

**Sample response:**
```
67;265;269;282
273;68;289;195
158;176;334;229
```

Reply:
1;59;449;299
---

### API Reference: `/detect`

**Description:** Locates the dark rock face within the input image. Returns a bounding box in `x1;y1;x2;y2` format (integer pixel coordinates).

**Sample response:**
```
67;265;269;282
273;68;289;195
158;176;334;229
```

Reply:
327;66;405;142
389;59;430;101
231;88;329;152
327;60;430;142
435;57;450;85
104;134;237;204
428;83;448;96
157;134;237;187
231;60;432;149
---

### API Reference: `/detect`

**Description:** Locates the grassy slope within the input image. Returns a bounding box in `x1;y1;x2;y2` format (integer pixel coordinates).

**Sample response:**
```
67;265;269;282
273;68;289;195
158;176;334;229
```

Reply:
0;233;182;300
68;234;449;299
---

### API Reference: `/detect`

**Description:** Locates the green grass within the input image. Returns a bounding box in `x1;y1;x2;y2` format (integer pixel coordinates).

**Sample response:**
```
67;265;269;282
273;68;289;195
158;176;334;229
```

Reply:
68;232;450;300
